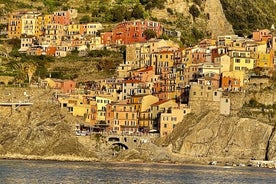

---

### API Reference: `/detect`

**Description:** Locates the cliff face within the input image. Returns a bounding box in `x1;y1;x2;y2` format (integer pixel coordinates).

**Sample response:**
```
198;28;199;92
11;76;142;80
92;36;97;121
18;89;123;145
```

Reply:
157;84;276;163
151;0;234;40
159;111;275;162
204;0;234;38
0;88;97;160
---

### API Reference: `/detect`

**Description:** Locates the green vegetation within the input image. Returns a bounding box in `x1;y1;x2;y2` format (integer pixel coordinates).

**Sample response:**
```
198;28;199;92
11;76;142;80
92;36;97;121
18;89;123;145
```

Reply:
244;98;276;110
143;29;157;40
79;15;91;24
139;0;166;10
220;0;276;36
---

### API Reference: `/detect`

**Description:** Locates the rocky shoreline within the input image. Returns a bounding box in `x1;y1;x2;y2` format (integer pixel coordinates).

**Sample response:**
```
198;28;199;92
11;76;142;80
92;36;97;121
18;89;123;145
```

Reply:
1;153;276;170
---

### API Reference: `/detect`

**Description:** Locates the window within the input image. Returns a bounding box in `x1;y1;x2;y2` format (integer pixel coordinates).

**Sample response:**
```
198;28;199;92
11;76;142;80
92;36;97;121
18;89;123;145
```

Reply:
164;124;167;128
235;59;240;63
226;99;229;103
245;59;250;63
214;92;217;96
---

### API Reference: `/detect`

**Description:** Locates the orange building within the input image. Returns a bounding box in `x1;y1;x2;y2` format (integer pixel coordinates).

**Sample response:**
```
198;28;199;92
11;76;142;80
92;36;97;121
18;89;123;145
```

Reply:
130;66;154;82
112;101;138;134
45;46;57;56
7;12;24;38
221;76;241;91
252;29;271;41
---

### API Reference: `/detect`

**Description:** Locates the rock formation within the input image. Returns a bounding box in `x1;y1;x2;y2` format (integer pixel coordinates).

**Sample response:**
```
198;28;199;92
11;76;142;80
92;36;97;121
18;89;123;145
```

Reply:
204;0;234;38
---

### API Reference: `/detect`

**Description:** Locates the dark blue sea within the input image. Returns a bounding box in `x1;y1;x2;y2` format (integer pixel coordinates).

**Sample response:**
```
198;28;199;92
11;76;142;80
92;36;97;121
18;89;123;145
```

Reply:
0;160;276;183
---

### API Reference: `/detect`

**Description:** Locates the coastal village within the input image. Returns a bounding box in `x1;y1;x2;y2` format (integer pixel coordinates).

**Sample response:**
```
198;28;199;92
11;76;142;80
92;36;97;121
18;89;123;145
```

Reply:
0;9;275;138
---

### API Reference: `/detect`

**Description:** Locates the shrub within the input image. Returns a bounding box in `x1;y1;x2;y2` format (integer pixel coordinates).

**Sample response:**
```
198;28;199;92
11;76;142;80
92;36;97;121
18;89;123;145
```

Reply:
189;5;200;18
167;8;174;15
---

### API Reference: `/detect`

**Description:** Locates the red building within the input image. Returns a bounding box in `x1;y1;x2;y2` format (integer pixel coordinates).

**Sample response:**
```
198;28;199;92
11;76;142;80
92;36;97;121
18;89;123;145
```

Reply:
101;20;163;45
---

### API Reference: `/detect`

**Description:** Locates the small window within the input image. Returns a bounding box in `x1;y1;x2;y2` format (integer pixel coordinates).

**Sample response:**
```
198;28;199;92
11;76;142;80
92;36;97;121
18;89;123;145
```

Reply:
226;99;229;103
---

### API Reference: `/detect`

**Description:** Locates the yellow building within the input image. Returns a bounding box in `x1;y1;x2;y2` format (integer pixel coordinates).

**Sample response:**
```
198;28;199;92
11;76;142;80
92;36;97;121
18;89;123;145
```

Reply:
150;99;179;131
89;36;103;50
183;47;193;67
21;12;40;36
67;24;81;39
256;51;273;68
86;23;103;36
129;94;159;131
222;70;247;87
217;35;239;47
96;96;113;122
8;12;23;38
229;50;255;71
160;106;191;137
43;23;65;46
152;50;174;75
35;14;53;37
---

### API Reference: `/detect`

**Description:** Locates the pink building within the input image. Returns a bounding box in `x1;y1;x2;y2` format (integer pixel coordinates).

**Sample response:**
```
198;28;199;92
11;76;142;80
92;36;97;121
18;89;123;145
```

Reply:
130;66;154;82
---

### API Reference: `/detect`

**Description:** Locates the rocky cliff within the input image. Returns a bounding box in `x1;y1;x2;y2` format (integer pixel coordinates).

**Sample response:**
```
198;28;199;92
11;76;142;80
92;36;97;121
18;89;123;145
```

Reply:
156;83;276;164
157;111;275;163
0;85;275;165
0;88;98;160
204;0;234;38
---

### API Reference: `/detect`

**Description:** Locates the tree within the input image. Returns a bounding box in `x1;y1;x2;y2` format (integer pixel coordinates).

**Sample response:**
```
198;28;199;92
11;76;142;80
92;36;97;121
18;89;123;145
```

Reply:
80;15;91;24
12;62;27;84
132;4;144;19
143;29;157;40
111;6;130;22
25;62;37;84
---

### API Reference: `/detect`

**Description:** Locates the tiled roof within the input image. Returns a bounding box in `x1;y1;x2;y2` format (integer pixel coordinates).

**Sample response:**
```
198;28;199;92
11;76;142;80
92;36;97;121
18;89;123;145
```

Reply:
151;99;170;106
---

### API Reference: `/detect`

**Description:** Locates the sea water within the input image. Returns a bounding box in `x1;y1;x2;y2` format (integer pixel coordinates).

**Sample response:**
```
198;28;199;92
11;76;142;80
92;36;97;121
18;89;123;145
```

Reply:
0;159;275;184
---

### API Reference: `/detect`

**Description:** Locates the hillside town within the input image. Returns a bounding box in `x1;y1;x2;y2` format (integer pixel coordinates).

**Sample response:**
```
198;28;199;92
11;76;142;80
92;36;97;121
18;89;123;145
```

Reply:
0;9;275;138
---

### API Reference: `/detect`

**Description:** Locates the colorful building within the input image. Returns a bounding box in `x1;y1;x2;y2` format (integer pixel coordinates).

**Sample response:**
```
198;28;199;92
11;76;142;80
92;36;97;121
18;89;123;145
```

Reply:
53;10;71;25
101;20;163;45
159;106;191;137
7;12;23;38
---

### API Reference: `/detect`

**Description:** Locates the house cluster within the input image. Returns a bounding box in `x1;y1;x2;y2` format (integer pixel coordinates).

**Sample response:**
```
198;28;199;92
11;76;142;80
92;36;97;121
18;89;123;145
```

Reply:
3;10;167;57
2;9;276;137
43;28;276;137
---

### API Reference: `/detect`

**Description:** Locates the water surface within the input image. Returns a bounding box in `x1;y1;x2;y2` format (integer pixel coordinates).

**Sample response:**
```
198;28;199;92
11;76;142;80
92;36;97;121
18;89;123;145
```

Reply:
0;160;275;184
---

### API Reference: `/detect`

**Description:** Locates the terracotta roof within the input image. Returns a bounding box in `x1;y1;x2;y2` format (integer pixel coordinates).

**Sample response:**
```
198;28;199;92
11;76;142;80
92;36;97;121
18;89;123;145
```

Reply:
138;66;153;72
151;99;170;106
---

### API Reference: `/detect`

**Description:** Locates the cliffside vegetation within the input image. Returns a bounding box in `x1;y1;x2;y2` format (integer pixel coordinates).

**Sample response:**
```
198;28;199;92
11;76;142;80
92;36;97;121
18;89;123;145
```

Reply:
0;39;124;83
220;0;276;36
